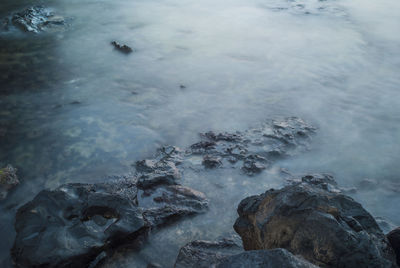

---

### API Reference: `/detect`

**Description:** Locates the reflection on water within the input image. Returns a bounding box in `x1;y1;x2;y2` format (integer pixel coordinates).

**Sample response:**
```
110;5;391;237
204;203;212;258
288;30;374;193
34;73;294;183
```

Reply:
1;0;400;266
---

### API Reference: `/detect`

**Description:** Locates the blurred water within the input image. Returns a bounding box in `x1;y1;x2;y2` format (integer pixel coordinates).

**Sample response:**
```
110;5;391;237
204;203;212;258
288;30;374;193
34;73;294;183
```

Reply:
1;0;400;267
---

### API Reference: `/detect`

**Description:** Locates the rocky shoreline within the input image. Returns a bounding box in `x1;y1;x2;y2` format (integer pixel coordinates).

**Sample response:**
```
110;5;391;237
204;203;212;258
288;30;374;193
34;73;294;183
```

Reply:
6;116;399;267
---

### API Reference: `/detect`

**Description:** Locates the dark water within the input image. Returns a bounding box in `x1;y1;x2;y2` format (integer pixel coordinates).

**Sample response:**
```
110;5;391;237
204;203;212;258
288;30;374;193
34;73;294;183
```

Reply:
1;0;400;267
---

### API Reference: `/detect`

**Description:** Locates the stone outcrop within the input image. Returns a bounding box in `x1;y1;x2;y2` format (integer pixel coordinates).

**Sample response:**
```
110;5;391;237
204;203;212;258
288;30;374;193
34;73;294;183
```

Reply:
12;177;208;267
234;175;398;267
388;228;400;265
174;239;317;268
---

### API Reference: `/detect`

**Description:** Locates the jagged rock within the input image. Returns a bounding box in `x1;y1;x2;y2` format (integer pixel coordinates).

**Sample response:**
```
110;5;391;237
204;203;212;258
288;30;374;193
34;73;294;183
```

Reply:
0;164;19;200
202;155;222;168
234;176;397;267
174;239;317;268
187;117;315;174
388;228;400;265
10;6;66;33
141;185;208;228
217;249;318;268
111;41;133;54
12;181;148;268
174;239;243;268
136;159;181;189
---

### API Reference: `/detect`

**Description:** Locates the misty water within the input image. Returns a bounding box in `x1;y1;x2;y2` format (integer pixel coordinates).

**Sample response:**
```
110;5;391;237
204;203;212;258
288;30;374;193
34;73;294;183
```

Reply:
1;0;400;267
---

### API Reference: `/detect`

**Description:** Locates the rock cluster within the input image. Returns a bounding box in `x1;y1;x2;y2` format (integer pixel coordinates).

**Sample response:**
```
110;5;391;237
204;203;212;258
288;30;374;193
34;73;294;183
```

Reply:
12;176;207;267
233;175;398;267
2;6;67;33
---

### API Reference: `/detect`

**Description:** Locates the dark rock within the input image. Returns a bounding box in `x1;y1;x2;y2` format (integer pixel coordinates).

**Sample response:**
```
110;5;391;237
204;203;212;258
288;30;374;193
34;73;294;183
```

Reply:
10;6;66;33
217;249;318;268
187;117;315;175
12;181;148;268
174;239;317;268
136;159;181;189
234;176;397;267
147;263;162;268
141;185;208;228
111;41;133;54
0;164;19;200
174;239;243;268
202;155;222;168
358;178;378;190
388;227;400;265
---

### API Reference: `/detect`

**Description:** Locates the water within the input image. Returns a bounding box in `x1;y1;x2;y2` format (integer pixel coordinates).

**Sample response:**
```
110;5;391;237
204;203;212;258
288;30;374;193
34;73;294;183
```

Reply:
1;0;400;266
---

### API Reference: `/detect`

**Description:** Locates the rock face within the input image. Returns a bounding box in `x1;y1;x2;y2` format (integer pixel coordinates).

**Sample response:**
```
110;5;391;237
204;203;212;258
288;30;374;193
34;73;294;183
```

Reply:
12;177;208;267
174;239;317;268
7;6;66;33
0;164;19;200
174;239;243;268
388;228;400;265
217;249;318;268
187;117;315;175
233;175;398;267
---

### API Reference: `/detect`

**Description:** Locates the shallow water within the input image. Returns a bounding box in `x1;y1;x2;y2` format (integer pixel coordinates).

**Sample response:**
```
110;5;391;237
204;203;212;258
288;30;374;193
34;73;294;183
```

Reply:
1;0;400;266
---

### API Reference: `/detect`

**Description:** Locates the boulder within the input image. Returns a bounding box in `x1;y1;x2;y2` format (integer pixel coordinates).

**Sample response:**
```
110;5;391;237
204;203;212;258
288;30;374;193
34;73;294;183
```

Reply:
388;228;400;265
0;164;19;200
12;181;147;268
217;249;318;268
174;239;243;268
12;178;208;267
234;176;397;267
111;41;133;54
174;239;317;268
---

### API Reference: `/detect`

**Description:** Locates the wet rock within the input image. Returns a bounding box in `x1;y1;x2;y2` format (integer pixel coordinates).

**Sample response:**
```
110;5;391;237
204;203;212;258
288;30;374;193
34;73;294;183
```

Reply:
141;185;208;228
202;155;222;168
10;6;66;33
136;159;181;189
12;181;148;268
175;239;317;268
174;239;243;268
376;217;398;234
217;249;318;268
0;164;19;200
388;228;400;265
187;117;315;175
111;41;133;54
358;178;379;190
234;176;397;267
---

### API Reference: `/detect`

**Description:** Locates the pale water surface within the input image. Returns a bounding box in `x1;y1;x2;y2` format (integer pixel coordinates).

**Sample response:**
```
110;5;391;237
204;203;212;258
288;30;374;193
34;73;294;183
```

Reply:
1;0;400;267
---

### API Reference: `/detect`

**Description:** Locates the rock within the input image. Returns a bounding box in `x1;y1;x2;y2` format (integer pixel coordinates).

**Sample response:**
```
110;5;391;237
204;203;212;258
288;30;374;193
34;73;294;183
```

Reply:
202;155;222;168
187;117;315;175
233;176;397;267
217;249;318;268
111;41;133;54
10;6;66;33
388;228;400;265
0;165;19;200
174;239;243;268
174;239;317;268
12;181;148;268
136;159;181;189
141;185;208;228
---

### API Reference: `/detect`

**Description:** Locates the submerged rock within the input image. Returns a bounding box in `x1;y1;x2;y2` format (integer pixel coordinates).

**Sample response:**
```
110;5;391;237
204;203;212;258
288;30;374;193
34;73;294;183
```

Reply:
188;117;315;175
233;175;397;267
9;6;66;33
12;178;208;267
174;239;317;268
388;228;400;265
0;165;19;200
111;41;133;54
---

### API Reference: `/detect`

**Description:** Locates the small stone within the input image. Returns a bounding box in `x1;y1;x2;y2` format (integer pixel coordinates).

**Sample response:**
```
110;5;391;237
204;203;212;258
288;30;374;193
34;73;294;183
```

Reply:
111;41;133;54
